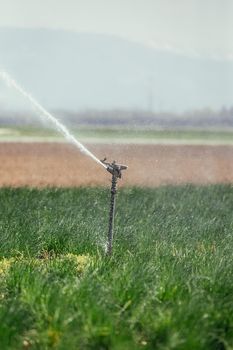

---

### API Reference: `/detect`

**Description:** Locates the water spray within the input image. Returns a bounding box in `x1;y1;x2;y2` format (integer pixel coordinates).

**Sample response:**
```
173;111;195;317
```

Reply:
0;71;106;170
101;158;128;255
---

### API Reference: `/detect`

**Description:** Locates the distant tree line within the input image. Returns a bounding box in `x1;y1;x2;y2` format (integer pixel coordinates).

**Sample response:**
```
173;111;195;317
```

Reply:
0;107;232;129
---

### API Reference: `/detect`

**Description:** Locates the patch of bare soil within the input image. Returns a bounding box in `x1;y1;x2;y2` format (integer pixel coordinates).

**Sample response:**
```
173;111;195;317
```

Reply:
0;142;233;187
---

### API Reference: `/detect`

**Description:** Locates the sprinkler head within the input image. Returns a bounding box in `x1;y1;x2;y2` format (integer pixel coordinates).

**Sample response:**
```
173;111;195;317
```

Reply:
101;158;128;178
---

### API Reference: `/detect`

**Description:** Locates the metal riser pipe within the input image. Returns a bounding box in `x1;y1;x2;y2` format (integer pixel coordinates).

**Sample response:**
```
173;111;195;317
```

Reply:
107;175;117;255
101;158;127;256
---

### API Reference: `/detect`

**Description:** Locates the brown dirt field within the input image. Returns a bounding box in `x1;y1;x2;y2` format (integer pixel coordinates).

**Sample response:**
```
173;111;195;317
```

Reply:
0;142;233;187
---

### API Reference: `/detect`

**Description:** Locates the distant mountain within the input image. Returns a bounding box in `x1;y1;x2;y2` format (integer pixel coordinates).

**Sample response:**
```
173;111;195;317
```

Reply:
0;27;233;112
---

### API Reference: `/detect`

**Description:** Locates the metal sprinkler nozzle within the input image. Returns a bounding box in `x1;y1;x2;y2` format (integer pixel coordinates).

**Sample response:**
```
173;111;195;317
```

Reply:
101;158;128;178
101;158;128;255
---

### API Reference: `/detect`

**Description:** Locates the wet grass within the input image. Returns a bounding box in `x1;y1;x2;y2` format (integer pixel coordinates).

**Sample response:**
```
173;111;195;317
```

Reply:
0;185;232;349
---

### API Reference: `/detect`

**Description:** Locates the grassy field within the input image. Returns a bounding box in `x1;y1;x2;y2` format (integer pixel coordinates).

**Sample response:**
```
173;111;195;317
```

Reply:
0;185;233;349
0;126;233;144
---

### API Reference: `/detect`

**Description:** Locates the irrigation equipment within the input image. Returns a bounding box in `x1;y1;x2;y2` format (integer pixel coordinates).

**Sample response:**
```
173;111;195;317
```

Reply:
101;158;128;255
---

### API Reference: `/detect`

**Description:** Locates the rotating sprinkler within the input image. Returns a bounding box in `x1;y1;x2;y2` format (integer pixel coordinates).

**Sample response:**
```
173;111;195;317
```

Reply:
101;158;128;255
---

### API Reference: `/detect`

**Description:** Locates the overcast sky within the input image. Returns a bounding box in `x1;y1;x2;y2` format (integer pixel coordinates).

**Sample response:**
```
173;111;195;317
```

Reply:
0;0;233;60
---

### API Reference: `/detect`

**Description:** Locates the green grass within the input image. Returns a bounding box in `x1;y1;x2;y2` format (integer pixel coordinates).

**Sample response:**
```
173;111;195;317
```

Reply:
71;128;233;143
1;126;233;143
0;185;233;349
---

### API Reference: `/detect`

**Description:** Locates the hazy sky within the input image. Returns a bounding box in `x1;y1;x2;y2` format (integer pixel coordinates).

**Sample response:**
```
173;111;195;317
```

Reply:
0;0;233;60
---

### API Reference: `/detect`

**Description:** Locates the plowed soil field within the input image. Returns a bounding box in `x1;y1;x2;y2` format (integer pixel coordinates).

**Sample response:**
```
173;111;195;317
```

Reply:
0;142;233;187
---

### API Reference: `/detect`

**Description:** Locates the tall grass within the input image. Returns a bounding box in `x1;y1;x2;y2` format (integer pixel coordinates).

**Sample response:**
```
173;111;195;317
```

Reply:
0;185;232;349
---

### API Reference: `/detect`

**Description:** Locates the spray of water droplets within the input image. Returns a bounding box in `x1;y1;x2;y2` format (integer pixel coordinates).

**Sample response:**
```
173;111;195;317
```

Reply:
0;71;107;169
